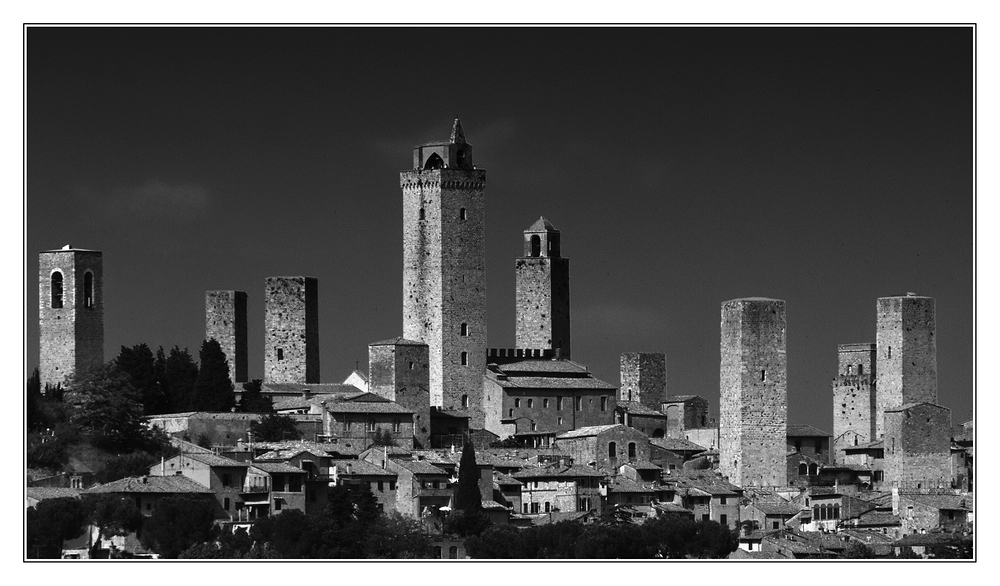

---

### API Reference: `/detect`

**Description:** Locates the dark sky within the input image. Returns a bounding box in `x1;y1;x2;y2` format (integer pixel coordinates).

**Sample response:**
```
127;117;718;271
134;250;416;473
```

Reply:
25;26;974;432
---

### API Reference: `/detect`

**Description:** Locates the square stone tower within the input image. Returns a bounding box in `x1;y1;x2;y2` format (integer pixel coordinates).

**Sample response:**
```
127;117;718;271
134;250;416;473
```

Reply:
875;294;937;438
401;119;488;428
368;338;431;448
883;402;952;488
38;246;104;390
205;290;248;384
719;297;787;487
619;352;666;410
264;277;319;384
515;217;571;358
832;343;877;460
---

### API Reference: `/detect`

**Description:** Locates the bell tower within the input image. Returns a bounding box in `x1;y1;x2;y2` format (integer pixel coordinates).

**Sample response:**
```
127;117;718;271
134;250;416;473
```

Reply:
515;217;571;358
401;119;488;428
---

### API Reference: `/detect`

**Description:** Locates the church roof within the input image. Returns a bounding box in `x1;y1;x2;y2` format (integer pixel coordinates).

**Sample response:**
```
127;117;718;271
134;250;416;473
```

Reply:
525;216;557;233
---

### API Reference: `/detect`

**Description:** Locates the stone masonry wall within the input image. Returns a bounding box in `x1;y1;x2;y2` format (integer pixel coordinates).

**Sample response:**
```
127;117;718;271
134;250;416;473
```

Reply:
401;168;488;428
369;340;431;448
619;352;666;410
205;290;248;383
264;277;319;383
876;296;937;437
883;403;952;487
39;249;104;389
515;257;571;358
719;298;787;487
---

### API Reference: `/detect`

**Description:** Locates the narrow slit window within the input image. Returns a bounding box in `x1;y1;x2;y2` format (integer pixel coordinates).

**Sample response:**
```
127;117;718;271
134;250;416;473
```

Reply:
761;369;767;382
83;271;94;308
277;348;284;360
419;208;425;220
51;271;63;308
460;351;468;366
459;208;467;220
460;323;468;336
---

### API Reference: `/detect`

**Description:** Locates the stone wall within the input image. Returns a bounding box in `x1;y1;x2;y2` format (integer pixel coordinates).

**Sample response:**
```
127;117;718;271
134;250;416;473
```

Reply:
515;257;571;357
205;290;248;383
264;277;319;383
483;381;617;438
719;298;787;487
38;248;103;389
368;339;431;448
554;425;650;472
619;353;666;410
883;403;952;487
401;167;488;428
876;296;937;437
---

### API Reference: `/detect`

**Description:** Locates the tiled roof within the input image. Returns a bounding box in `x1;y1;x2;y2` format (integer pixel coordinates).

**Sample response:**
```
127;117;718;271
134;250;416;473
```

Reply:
325;401;413;414
786;424;832;437
26;487;82;502
650;437;706;452
728;549;790;560
252;462;307;474
495;473;522;486
513;464;605;479
393;460;448;475
669;473;741;496
556;424;625;439
482;500;508;510
885;402;948;413
607;477;656;493
902;494;971;511
359;445;413;459
487;374;616;390
752;501;803;516
526;216;556;232
260;383;364;396
664;395;704;403
177;452;249;468
369;337;427;346
622;460;662;471
616;401;666;416
523;511;593;526
84;475;212;494
653;502;693;514
251;440;363;458
329;459;397;477
493;360;591;374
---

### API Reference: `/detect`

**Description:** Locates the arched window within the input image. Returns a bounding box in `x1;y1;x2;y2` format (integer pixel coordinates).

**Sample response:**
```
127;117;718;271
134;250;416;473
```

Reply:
460;323;468;336
543;398;549;408
456;150;466;167
761;369;767;382
448;546;458;559
530;235;541;257
809;463;818;476
857;364;864;375
628;442;636;459
459;208;467;220
798;463;808;475
514;398;521;408
461;395;469;408
847;365;853;375
526;398;533;408
508;409;513;417
652;428;665;438
833;505;840;519
424;153;444;169
83;271;94;308
51;271;63;308
461;351;468;366
419;208;425;220
575;396;582;411
434;546;442;559
608;442;617;458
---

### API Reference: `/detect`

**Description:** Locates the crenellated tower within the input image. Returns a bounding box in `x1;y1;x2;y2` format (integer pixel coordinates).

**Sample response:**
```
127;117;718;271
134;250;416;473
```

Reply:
831;343;877;462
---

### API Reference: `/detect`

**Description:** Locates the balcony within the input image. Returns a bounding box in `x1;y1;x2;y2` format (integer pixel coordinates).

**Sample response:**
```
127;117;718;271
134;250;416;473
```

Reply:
241;480;270;494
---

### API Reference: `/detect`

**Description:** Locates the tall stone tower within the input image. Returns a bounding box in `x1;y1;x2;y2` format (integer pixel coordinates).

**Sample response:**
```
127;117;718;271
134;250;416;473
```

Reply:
875;294;937;438
205;290;248;384
38;246;104;390
831;343;877;460
401;119;487;428
619;352;666;410
369;338;431;448
264;277;319;384
719;298;787;487
515;217;571;358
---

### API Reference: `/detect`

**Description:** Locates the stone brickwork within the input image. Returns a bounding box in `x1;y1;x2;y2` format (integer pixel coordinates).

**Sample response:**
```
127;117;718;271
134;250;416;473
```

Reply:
719;298;787;487
876;295;937;438
401;120;487;428
205;290;248;383
883;402;952;488
662;395;711;439
619;353;666;410
38;247;104;390
832;343;877;460
368;338;432;448
264;277;319;383
515;217;571;358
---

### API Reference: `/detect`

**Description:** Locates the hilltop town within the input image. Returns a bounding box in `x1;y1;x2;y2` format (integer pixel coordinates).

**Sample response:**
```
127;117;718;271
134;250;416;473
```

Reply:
27;120;973;560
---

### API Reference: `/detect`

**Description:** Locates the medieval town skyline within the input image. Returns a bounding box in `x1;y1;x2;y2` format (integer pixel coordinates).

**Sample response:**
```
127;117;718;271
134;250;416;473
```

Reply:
24;26;974;433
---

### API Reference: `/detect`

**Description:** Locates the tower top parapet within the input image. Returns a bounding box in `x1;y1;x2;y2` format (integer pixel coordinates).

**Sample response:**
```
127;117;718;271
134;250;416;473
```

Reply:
410;119;475;171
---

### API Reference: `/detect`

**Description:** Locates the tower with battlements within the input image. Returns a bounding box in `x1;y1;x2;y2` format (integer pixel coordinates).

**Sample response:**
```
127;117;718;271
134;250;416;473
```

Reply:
831;343;877;461
515;217;571;358
401;119;488;427
38;245;104;390
719;297;787;487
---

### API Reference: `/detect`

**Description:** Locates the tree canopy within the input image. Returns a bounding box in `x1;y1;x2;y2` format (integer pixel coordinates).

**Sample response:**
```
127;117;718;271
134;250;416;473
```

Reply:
68;363;147;451
249;413;302;442
140;495;218;559
26;497;88;559
190;338;235;412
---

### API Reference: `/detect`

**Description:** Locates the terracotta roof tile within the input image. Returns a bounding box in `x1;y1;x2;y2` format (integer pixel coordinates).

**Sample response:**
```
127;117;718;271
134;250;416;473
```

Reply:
83;475;212;494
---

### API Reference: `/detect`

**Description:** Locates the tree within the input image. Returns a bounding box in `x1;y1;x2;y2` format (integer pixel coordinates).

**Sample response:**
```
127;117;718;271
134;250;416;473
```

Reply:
843;541;877;559
83;494;143;539
190;338;235;412
249;413;302;442
238;379;273;413
27;367;42;432
67;363;147;451
116;343;166;414
159;346;198;412
140;495;217;558
180;527;278;559
371;428;397;446
96;452;160;484
363;512;433;559
26;497;87;559
455;442;482;512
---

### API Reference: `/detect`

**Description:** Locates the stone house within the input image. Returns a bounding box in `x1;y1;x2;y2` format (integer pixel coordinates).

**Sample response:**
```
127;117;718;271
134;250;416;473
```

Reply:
883;402;952;490
249;462;309;517
150;452;250;522
82;475;214;517
800;490;877;532
482;358;617;444
741;498;803;532
494;472;522;512
604;476;660;521
666;473;742;531
361;455;451;521
314;393;416;450
145;411;265;447
842;439;885;487
513;463;604;515
327;459;399;515
554;424;650;473
660;395;711;439
429;407;471;449
649;436;707;472
614;401;669;438
787;424;831;464
895;492;971;535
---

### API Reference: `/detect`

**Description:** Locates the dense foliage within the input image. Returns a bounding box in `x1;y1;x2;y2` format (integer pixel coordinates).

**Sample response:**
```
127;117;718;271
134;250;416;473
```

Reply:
249;413;302;442
190;338;235;412
238;379;273;413
139;495;218;559
26;497;88;559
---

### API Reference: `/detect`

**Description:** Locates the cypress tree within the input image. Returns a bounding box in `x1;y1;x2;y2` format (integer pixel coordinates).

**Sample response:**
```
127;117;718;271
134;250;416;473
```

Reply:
191;339;234;412
455;441;483;512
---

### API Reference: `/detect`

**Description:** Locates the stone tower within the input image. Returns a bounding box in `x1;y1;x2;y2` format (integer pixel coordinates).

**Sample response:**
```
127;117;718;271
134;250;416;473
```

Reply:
38;246;104;390
619;352;666;410
719;298;787;487
515;217;571;358
875;294;937;438
401;119;487;428
264;277;319;384
369;338;431;448
205;290;248;384
831;343;877;458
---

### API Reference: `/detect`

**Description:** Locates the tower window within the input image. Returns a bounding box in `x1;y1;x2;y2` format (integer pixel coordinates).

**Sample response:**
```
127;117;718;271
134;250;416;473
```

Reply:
419;208;425;220
575;396;582;411
460;323;468;336
600;396;608;411
557;397;563;410
424;153;444;170
628;442;636;459
461;395;469;408
459;208;467;220
409;361;415;370
460;351;468;366
51;271;63;308
514;398;521;408
543;398;549;408
277;348;284;360
530;235;541;257
761;370;767;382
857;364;864;375
608;442;617;459
83;271;94;309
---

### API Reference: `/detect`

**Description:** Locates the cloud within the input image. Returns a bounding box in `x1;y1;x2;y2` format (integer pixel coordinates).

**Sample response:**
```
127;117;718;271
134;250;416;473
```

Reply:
79;180;211;221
